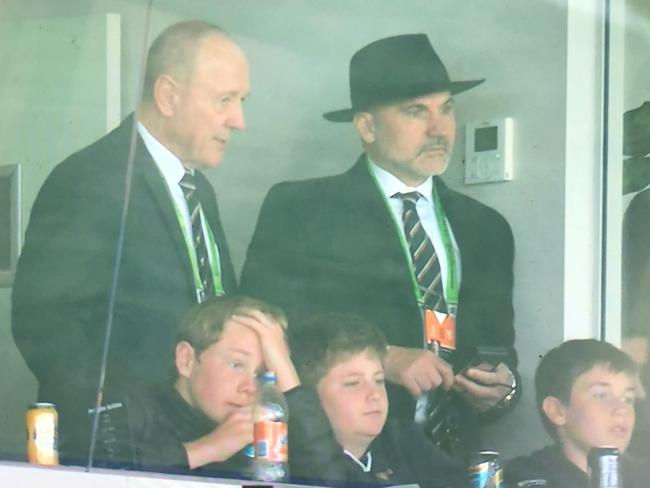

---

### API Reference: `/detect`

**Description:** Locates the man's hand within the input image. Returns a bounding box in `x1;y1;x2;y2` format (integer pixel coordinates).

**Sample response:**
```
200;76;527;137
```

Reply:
184;406;253;468
231;310;300;392
384;345;454;397
453;362;515;412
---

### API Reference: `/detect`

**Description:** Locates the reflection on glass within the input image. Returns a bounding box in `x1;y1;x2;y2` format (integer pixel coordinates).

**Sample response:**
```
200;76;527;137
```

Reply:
0;0;646;485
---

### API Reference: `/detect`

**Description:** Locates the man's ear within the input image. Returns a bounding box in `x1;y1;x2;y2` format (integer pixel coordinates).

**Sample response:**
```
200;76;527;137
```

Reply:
175;341;196;379
153;74;180;117
353;112;376;144
542;396;567;427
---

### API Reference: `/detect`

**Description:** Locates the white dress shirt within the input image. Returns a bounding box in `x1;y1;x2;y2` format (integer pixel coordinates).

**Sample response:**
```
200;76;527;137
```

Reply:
367;158;462;299
137;121;193;238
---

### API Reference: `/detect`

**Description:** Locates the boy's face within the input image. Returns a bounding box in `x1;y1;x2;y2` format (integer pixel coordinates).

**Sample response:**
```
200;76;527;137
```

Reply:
316;349;388;454
551;365;636;457
176;318;263;424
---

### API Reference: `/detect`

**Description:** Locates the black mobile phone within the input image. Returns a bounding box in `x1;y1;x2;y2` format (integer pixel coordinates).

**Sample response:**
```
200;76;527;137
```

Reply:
472;345;509;368
452;347;476;375
454;345;508;375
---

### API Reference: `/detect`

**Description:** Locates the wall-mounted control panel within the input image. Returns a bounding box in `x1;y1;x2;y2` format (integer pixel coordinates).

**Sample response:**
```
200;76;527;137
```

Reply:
464;117;513;184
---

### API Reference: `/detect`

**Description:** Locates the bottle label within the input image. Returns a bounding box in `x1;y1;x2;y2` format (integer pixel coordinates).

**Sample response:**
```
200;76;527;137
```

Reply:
468;461;490;488
254;420;288;462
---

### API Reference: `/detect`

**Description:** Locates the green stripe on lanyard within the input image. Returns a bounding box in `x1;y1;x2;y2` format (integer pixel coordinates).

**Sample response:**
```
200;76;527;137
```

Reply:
201;210;225;296
366;161;459;313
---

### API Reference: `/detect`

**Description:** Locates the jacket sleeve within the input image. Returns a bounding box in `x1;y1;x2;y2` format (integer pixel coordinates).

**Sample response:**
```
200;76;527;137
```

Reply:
451;196;520;423
393;420;470;488
241;183;323;327
622;189;650;339
125;386;191;472
286;386;353;485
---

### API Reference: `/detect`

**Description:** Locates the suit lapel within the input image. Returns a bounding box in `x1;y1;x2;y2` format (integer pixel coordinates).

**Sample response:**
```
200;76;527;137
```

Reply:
434;177;469;262
133;133;195;288
340;157;415;285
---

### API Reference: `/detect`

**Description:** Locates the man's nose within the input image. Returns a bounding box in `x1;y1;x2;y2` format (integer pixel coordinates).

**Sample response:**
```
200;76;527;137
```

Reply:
227;101;246;130
427;109;456;136
425;115;446;137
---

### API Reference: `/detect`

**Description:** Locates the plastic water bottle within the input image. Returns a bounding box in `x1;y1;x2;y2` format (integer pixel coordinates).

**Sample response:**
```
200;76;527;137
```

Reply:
253;371;289;482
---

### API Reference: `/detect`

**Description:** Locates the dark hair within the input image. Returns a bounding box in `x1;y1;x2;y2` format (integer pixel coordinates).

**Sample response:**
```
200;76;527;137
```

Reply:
142;20;226;102
535;339;638;440
176;295;286;357
291;314;387;387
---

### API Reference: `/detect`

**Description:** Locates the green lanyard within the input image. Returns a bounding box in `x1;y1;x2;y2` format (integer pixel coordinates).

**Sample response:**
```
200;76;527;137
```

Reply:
430;182;459;311
198;208;225;297
158;168;225;302
367;163;460;313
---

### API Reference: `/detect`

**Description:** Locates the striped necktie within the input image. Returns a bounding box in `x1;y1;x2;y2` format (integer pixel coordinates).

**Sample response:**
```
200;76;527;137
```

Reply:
395;191;454;452
396;191;447;312
179;171;214;302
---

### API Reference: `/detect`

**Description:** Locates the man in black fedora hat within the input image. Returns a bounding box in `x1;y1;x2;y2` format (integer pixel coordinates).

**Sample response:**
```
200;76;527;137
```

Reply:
241;34;519;459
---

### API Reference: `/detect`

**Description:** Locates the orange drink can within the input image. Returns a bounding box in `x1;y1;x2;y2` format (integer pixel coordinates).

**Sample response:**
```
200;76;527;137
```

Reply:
26;402;59;466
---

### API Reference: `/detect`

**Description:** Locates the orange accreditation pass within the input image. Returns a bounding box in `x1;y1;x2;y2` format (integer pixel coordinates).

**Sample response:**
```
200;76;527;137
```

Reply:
424;309;456;351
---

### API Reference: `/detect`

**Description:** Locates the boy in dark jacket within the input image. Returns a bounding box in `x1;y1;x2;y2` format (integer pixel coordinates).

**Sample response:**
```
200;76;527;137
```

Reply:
504;339;643;488
95;295;301;478
289;314;468;488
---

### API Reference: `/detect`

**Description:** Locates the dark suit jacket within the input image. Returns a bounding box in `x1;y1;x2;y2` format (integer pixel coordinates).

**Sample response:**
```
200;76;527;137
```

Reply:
623;188;650;339
241;156;516;450
11;115;236;461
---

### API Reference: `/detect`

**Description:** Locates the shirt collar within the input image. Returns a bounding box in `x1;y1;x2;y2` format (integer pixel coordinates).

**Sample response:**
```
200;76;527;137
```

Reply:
137;121;189;186
367;156;432;201
343;449;373;472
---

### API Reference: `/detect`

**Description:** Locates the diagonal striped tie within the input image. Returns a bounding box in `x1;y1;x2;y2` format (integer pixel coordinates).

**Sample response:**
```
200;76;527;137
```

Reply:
179;171;214;302
395;191;453;451
396;191;447;312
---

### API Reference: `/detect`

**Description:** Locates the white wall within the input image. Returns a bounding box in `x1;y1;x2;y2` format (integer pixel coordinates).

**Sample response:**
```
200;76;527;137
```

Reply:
0;0;624;464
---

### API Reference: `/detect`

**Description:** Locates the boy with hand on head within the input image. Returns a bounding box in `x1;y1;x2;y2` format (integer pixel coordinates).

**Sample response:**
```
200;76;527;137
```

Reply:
111;297;466;485
504;339;644;488
121;295;300;477
288;314;468;488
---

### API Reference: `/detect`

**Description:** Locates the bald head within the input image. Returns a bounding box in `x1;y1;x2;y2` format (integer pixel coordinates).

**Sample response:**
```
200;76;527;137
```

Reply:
142;20;230;103
139;20;250;170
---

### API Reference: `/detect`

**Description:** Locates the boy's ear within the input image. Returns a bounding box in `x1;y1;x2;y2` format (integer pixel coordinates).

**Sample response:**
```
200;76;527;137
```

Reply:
175;341;197;379
542;396;567;427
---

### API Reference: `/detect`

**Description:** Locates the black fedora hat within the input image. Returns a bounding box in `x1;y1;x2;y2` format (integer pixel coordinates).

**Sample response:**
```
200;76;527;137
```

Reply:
323;34;484;122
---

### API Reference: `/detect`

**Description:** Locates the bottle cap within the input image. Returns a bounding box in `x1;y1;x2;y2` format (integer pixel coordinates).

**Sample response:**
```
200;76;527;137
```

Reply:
260;371;277;384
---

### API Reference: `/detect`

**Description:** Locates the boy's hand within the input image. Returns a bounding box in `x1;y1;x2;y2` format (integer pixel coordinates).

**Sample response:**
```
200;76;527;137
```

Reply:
453;362;515;412
184;406;253;468
231;311;300;392
384;345;454;397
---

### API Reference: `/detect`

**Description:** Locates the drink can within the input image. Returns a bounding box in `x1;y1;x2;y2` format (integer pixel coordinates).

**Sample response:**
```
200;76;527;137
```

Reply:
26;402;59;466
468;451;503;488
588;447;620;488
